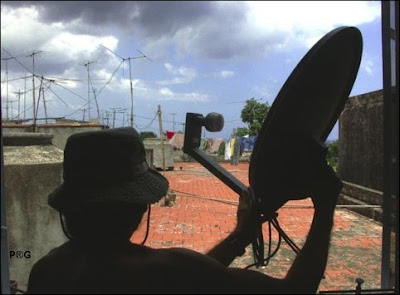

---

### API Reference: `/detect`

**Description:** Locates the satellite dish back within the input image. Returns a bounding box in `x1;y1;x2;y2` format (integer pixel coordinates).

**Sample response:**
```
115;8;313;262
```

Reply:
249;26;363;219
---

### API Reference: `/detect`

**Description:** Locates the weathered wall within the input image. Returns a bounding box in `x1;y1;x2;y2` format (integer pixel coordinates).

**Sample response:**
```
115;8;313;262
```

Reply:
5;163;67;291
3;134;68;291
338;89;383;191
143;138;174;169
338;181;383;223
2;125;105;149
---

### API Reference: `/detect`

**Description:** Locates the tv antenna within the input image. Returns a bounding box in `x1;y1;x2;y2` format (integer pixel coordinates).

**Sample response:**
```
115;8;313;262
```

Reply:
80;60;97;121
100;45;152;128
1;56;13;120
12;89;24;121
27;50;44;130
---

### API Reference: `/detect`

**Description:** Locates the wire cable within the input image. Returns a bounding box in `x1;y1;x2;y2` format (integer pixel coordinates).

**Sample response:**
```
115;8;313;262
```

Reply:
47;85;70;107
135;112;158;130
171;188;239;206
51;80;87;102
244;224;282;269
96;59;124;97
141;204;152;245
271;217;301;254
0;75;34;83
2;48;34;75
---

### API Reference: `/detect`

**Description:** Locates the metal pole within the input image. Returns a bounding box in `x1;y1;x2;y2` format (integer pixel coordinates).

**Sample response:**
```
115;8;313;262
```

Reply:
381;2;391;288
5;60;9;120
32;52;36;130
82;60;95;121
42;87;48;124
393;2;399;293
87;62;90;121
93;88;100;120
1;57;14;120
24;75;27;120
35;78;43;123
381;1;399;289
129;59;134;127
17;90;21;120
158;105;166;173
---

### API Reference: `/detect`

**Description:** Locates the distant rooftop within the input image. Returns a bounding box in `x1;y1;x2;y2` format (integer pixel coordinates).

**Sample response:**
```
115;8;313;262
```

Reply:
3;132;63;165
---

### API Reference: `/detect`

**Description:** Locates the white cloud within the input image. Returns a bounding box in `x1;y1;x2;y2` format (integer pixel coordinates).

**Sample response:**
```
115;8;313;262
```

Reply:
1;6;50;50
1;5;119;74
44;32;118;61
145;1;381;60
157;63;197;85
1;1;382;127
158;87;211;102
217;70;235;78
246;1;381;49
247;1;380;32
360;55;375;76
159;87;174;96
2;2;381;64
362;60;374;76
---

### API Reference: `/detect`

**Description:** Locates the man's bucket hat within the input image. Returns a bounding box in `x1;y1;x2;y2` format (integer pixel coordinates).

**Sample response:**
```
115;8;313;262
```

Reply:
48;127;169;213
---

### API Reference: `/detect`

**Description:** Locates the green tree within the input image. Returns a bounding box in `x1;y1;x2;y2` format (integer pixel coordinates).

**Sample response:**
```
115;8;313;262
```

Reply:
234;127;251;137
240;98;270;135
140;131;157;140
218;141;225;156
326;140;339;170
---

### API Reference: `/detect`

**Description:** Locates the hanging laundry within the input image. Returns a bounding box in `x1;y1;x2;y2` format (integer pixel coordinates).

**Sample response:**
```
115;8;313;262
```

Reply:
224;140;231;160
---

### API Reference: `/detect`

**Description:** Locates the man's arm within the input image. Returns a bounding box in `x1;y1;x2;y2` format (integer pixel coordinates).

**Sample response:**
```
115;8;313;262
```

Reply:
208;156;342;292
207;189;257;266
283;165;342;293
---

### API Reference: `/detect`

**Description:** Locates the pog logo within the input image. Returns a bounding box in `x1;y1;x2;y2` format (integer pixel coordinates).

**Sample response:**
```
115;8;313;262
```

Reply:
9;251;31;259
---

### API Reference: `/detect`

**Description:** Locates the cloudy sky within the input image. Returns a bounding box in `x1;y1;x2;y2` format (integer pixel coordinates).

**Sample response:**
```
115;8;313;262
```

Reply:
1;1;382;140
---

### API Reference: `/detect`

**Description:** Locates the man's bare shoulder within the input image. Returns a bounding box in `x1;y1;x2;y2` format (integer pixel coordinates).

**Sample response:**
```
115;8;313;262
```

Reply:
28;242;285;293
138;247;283;291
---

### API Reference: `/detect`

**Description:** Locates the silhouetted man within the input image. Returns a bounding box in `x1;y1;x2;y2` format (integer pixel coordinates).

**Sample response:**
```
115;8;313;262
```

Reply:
27;127;342;294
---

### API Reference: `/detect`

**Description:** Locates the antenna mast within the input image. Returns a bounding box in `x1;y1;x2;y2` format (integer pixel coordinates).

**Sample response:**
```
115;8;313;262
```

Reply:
1;57;13;120
83;60;96;121
101;45;152;128
13;89;23;121
28;50;43;130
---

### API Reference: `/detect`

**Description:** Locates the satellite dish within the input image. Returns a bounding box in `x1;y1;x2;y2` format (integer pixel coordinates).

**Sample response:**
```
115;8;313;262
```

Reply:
249;26;363;219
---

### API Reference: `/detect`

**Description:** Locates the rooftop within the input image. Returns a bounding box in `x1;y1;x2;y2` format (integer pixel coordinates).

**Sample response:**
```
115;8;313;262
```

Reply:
131;162;385;292
3;133;63;165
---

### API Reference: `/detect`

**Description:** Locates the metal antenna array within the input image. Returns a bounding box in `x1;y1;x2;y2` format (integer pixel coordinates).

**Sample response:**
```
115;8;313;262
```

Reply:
80;60;97;121
101;45;152;127
27;50;43;127
12;89;23;121
1;57;14;120
110;107;127;128
1;46;150;127
1;47;100;125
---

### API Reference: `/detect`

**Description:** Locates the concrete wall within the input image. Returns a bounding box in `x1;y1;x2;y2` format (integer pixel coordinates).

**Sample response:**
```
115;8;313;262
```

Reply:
143;138;174;170
338;181;383;223
3;133;67;291
5;163;67;291
37;126;104;149
2;124;105;149
338;89;384;191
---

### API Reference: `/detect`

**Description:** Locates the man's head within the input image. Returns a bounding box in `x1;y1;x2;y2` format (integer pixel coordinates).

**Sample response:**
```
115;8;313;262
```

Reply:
48;127;169;241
